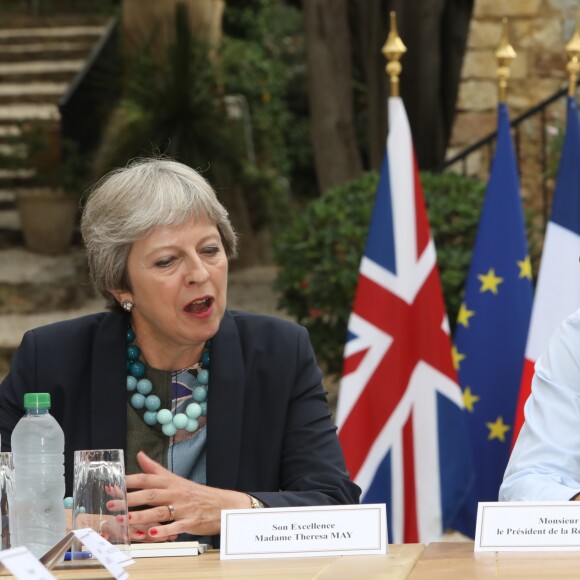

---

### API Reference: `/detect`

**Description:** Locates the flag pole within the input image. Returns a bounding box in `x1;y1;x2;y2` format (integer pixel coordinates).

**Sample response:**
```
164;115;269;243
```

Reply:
566;20;580;97
495;18;516;104
382;11;407;97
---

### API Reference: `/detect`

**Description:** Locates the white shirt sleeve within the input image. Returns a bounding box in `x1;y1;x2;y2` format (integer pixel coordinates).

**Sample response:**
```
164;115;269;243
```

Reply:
500;309;580;501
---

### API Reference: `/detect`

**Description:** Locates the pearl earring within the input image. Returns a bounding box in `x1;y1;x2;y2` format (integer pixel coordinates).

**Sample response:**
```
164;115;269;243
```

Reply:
122;300;134;313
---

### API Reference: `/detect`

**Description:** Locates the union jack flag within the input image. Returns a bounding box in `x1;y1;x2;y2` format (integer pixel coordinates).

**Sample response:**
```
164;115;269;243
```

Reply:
336;97;474;543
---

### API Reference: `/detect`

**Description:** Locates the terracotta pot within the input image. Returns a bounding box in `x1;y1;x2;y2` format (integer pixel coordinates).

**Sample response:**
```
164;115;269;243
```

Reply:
16;188;79;255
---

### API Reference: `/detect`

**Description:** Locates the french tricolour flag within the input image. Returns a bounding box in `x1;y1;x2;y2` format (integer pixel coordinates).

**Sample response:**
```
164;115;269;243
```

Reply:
513;96;580;442
336;96;473;544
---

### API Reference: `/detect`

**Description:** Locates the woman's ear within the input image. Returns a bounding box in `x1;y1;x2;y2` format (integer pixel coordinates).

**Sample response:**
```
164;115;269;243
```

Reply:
109;289;132;308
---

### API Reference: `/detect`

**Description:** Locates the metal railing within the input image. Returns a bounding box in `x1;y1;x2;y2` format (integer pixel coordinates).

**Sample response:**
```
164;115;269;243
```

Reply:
58;16;120;157
437;86;570;228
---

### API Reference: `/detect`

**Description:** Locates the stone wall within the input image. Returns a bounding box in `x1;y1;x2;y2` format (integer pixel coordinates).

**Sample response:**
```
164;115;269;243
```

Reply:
122;0;224;57
448;0;578;221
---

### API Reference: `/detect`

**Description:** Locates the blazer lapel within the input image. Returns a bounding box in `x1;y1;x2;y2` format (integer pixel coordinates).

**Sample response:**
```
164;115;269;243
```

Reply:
207;311;245;489
89;311;128;451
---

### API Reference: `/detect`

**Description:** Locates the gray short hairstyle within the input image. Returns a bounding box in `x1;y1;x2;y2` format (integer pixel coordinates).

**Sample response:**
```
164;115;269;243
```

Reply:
81;158;238;309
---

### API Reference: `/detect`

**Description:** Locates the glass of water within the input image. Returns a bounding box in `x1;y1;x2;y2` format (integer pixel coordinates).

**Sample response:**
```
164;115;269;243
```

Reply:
72;449;129;559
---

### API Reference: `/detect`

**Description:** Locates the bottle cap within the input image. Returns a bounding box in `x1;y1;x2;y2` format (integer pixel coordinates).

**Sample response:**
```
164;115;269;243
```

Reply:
23;392;51;409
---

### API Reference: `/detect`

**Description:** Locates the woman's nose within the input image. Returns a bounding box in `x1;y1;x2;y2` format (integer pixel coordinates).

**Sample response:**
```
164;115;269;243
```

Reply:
185;256;210;284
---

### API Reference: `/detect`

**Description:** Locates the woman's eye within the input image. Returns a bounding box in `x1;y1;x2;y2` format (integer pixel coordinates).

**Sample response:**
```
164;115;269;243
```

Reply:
155;257;175;268
201;246;220;257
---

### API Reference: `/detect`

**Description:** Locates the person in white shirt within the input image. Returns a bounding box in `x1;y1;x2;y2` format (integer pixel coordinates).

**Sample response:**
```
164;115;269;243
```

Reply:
500;309;580;502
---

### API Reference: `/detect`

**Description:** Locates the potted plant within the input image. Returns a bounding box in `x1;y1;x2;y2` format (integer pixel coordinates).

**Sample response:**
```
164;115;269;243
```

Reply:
16;122;86;255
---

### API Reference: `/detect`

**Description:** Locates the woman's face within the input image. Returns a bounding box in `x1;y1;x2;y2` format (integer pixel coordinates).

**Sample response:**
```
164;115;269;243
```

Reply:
114;215;228;366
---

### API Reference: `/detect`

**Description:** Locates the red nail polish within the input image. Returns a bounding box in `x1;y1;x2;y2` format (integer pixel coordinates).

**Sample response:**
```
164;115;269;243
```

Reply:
128;514;132;521
116;515;124;523
106;501;115;509
149;529;158;536
135;531;145;537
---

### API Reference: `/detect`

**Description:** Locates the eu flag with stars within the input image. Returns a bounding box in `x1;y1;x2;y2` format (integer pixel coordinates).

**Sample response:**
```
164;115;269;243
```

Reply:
450;103;533;537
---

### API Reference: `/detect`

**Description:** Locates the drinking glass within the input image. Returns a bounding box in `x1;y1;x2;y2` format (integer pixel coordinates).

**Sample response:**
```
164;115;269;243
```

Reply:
0;452;14;550
72;449;129;559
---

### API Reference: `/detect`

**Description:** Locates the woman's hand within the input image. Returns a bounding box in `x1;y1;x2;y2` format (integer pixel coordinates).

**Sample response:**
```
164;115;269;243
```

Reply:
125;450;251;541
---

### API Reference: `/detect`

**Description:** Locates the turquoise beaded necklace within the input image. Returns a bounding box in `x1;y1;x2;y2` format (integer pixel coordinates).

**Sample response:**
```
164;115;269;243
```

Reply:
125;326;210;437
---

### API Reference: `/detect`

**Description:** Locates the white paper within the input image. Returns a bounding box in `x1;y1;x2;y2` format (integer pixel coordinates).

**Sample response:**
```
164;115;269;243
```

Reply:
73;528;134;578
0;545;56;579
220;503;387;560
130;541;199;558
475;501;580;551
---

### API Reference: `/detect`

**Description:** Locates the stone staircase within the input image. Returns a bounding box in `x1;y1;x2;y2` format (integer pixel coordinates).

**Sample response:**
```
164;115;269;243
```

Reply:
0;17;108;211
0;13;110;378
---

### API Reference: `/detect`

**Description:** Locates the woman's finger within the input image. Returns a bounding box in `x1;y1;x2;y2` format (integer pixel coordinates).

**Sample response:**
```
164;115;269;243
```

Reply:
130;522;177;543
126;470;169;488
136;451;172;476
126;487;173;508
104;483;125;500
146;522;182;541
128;504;172;526
105;498;127;513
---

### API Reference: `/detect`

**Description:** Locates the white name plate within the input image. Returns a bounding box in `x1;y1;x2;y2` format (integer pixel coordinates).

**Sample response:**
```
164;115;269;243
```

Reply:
475;501;580;552
0;546;56;580
73;528;134;579
220;503;387;560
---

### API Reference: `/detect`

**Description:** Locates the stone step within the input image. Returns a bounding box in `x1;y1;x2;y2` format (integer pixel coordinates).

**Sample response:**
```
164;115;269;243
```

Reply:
0;143;26;158
0;207;18;230
0;82;68;104
0;189;16;203
0;40;94;62
0;189;16;210
0;103;59;123
1;12;109;27
0;59;83;83
0;126;22;138
0;169;35;180
0;206;21;250
0;225;17;244
0;168;35;189
0;26;107;44
0;247;94;315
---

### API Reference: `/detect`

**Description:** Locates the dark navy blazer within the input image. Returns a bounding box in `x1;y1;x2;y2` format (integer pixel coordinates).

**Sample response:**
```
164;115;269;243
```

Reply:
0;309;360;511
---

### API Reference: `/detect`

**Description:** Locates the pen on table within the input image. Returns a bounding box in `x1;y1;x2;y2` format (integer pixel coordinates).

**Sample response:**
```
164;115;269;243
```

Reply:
64;551;93;561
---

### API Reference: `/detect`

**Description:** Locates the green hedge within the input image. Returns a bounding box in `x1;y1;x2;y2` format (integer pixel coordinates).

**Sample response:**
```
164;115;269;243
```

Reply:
273;170;488;376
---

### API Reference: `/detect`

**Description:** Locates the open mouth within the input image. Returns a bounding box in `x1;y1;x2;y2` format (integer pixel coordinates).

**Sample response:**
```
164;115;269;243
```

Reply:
184;297;213;314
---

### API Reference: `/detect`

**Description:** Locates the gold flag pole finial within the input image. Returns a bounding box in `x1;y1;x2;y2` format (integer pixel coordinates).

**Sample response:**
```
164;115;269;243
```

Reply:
566;19;580;96
382;11;407;97
495;18;516;103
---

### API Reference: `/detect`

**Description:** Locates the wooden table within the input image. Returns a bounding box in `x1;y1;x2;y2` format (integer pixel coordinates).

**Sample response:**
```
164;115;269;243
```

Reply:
408;542;580;579
51;544;425;579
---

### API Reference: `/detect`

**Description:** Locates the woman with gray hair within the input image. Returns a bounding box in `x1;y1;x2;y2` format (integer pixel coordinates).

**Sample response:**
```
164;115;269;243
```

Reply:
0;158;360;547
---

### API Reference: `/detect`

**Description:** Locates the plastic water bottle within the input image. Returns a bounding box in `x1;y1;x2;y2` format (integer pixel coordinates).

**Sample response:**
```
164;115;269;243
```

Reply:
11;392;65;558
